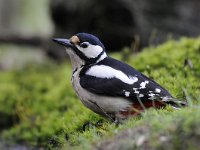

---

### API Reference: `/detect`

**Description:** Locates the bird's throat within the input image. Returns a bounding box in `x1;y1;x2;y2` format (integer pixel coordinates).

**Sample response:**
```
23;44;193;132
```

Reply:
65;49;85;71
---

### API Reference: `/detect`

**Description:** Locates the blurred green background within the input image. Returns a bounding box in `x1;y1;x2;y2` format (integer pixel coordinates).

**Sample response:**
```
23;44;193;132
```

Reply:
0;0;200;149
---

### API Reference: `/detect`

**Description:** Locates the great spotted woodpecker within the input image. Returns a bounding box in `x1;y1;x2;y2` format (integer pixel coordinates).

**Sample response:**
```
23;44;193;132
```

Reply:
53;33;186;122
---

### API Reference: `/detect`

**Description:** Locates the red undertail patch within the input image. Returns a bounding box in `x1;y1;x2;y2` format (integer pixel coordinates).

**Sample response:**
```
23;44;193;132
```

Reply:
120;101;166;116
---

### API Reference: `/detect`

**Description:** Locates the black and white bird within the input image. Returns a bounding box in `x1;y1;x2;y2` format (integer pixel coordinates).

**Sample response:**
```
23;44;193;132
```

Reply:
53;33;186;122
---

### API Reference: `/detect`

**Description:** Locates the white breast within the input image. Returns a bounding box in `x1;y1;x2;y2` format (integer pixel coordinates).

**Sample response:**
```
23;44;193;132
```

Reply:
71;68;132;115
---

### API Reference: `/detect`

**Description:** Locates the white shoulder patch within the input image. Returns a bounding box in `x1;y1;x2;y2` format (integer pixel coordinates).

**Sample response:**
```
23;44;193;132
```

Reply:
86;65;138;85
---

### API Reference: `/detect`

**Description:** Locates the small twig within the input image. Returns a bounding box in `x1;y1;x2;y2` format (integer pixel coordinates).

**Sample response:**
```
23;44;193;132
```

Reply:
152;98;156;108
136;95;146;110
131;107;141;114
182;88;193;106
183;58;193;69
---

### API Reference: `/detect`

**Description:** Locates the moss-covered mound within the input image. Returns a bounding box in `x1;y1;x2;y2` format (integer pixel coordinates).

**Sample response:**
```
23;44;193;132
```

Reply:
0;37;200;149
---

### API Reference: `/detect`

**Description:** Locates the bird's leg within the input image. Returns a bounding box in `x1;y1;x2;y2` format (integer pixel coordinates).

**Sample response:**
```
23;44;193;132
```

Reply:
82;121;94;131
136;95;146;110
114;113;127;125
88;100;115;122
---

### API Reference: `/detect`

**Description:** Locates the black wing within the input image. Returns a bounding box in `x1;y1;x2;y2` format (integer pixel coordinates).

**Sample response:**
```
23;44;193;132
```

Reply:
80;57;172;101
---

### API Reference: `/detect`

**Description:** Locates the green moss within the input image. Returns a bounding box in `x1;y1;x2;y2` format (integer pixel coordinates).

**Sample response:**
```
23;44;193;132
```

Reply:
0;37;200;149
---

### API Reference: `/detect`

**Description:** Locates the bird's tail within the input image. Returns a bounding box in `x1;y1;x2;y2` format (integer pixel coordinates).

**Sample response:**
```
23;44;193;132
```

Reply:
162;97;188;108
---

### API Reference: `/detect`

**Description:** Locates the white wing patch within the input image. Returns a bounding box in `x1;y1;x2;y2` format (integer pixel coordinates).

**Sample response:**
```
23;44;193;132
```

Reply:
155;88;161;93
133;88;140;94
125;91;130;97
139;81;149;89
86;65;138;85
139;94;144;98
148;93;155;97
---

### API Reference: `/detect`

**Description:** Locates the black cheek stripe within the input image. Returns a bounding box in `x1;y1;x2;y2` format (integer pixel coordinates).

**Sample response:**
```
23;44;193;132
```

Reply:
73;47;105;65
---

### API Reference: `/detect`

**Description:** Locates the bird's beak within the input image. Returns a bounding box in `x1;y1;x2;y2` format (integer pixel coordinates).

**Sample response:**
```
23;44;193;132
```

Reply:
53;38;73;48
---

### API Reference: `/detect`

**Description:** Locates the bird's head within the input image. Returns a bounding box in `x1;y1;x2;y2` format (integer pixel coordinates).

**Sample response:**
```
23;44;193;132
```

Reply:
53;33;107;69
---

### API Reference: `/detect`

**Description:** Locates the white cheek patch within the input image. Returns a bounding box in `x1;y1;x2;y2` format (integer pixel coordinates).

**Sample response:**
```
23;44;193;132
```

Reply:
77;44;103;58
86;65;138;85
96;52;107;63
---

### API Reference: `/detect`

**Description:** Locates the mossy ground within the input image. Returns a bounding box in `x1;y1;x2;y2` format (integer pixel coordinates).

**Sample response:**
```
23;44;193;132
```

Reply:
0;37;200;149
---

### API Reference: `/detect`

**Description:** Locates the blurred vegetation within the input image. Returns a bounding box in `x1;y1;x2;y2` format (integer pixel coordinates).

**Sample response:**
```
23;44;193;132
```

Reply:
0;44;49;70
0;37;200;149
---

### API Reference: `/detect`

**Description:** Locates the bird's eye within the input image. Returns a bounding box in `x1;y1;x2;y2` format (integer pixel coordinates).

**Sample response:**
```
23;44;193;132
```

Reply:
80;42;89;48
